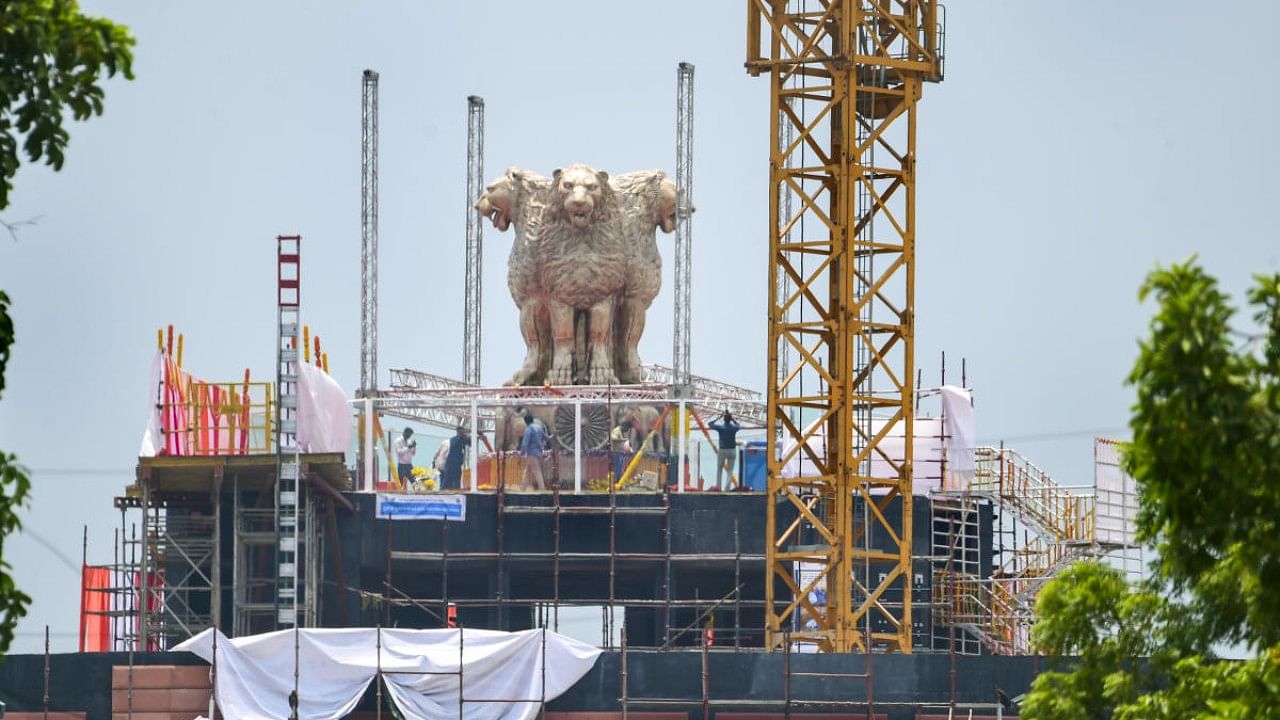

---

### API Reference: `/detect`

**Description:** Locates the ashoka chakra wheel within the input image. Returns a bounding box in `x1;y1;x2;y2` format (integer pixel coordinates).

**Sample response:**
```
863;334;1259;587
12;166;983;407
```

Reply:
555;404;611;451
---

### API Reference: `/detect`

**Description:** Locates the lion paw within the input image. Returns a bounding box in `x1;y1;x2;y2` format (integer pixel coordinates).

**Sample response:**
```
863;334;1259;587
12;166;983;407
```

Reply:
589;367;619;386
612;350;643;385
615;363;641;385
546;366;573;386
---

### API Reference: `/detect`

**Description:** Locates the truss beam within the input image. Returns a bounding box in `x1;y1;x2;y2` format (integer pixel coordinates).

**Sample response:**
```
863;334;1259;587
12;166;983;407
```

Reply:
673;62;695;390
360;70;380;395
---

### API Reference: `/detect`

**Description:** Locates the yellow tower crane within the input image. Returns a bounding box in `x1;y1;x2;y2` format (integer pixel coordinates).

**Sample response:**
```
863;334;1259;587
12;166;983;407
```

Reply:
747;1;944;653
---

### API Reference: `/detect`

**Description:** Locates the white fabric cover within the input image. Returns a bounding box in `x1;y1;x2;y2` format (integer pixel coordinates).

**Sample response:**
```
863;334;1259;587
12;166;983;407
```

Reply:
939;385;976;488
174;627;601;720
139;348;164;457
296;362;353;454
778;416;946;494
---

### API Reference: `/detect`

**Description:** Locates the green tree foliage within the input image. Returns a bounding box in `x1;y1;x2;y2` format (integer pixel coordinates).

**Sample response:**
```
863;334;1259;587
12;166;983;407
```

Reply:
0;292;31;654
0;1;134;652
1023;260;1280;719
0;0;135;210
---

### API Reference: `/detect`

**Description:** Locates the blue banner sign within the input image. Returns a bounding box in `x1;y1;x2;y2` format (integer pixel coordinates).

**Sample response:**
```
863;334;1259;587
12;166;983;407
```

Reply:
376;493;466;522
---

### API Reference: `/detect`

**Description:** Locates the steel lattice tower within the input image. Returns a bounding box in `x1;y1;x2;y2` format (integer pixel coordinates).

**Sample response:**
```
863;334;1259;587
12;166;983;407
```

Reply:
673;62;694;390
360;69;380;395
464;96;485;386
748;0;944;653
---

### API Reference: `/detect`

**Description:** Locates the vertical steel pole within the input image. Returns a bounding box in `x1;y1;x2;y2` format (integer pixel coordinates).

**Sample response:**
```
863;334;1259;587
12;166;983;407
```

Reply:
573;400;583;493
470;399;479;492
363;398;375;492
42;625;49;720
677;399;686;492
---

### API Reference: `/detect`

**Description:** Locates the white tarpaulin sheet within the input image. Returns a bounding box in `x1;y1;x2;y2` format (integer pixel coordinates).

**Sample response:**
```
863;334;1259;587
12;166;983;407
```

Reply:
297;362;353;454
778;416;945;494
139;348;164;457
175;627;601;720
940;385;976;488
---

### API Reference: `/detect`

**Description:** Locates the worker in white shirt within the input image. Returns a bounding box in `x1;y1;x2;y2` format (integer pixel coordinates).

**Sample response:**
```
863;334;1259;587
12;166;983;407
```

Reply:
393;427;417;483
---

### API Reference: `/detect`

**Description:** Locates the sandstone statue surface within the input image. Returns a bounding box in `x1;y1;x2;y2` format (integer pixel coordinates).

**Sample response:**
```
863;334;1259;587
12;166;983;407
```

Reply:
475;164;679;386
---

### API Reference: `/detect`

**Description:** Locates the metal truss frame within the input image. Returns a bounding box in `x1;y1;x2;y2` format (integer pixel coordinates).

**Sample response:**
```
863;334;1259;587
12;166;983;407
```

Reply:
747;0;942;653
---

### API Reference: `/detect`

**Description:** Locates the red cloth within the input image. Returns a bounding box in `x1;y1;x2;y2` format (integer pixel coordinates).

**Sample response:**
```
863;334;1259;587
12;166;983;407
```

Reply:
78;565;112;652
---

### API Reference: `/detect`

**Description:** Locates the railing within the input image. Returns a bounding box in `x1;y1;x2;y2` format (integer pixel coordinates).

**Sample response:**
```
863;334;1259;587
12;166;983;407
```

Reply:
351;395;769;495
972;447;1095;543
991;535;1096;602
155;375;274;456
932;441;1142;654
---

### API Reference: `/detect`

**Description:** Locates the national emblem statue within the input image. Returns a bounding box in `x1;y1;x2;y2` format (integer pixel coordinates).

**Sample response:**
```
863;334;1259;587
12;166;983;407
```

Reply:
475;164;680;386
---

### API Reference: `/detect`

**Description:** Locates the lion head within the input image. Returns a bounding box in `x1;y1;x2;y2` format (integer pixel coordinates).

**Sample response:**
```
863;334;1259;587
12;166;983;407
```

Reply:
609;170;682;233
550;164;613;230
476;167;545;232
649;174;680;233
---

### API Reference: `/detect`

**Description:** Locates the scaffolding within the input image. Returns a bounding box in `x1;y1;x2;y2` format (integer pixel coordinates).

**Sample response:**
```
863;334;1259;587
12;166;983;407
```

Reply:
109;454;348;650
378;485;771;650
619;627;1010;719
929;495;983;656
931;438;1141;655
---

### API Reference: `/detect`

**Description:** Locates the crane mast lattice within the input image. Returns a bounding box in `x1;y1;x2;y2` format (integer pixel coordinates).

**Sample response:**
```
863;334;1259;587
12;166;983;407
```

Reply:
747;0;944;653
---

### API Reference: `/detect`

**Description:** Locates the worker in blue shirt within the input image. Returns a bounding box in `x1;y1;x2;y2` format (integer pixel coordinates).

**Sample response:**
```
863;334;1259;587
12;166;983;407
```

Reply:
708;411;741;490
519;413;549;491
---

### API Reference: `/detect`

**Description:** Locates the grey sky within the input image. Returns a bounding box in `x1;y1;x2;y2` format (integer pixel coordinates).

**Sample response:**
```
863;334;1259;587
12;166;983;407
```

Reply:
1;2;1277;652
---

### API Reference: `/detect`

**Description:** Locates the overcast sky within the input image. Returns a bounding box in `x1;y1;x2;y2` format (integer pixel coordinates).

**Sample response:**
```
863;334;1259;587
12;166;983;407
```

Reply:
1;2;1277;652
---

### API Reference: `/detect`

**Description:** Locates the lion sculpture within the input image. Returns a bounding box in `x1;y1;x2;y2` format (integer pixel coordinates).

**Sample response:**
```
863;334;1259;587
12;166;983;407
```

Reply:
476;164;679;386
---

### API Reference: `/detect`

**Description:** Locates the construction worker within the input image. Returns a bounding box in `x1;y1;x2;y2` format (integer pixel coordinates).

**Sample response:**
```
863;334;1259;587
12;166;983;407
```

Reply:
519;413;549;491
610;419;634;482
708;411;741;490
441;425;471;491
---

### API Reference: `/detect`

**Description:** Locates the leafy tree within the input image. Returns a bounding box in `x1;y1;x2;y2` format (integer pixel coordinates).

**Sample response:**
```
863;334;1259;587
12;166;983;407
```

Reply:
1023;260;1280;719
0;0;135;210
0;292;32;654
0;1;135;652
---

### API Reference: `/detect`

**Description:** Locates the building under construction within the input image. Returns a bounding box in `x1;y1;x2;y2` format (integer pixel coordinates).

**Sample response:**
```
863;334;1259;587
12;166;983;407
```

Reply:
1;2;1144;719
